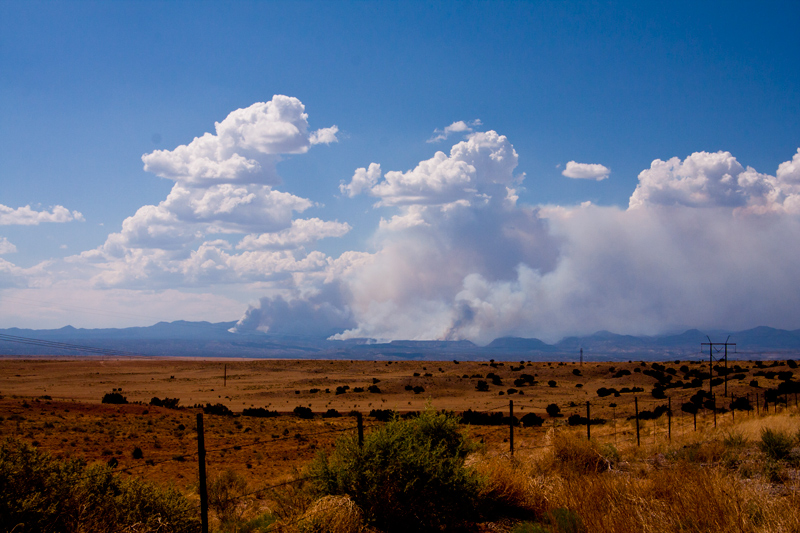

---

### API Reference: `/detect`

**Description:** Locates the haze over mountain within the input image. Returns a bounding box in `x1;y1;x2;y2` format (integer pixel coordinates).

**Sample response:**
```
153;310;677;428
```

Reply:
1;322;798;362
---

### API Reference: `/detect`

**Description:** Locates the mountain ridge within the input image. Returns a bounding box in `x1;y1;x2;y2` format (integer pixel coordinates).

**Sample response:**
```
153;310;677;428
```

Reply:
1;321;798;361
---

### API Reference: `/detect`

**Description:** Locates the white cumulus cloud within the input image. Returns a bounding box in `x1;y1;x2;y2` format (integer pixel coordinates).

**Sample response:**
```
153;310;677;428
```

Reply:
340;163;382;198
562;161;610;181
0;237;17;255
0;204;84;225
342;130;520;207
71;96;348;290
309;126;340;145
237;218;351;250
427;119;482;143
142;95;336;187
629;150;800;214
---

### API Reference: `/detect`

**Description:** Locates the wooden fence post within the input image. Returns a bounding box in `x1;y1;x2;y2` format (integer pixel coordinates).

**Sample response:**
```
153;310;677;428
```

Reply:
635;397;640;447
667;397;671;441
356;412;364;447
586;402;591;440
197;413;209;533
509;400;514;456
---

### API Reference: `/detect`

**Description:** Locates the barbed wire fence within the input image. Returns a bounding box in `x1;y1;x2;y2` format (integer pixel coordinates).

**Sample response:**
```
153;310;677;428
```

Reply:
183;382;798;531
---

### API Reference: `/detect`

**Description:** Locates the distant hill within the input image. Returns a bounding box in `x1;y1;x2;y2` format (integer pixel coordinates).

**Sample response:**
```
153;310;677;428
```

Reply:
0;322;798;361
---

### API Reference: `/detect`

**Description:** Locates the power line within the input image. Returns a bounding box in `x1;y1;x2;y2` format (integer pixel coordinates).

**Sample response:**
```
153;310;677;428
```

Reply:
0;332;149;357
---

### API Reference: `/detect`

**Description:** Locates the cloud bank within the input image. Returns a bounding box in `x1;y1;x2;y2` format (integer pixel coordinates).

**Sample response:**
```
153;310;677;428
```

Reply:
246;126;800;343
3;97;799;342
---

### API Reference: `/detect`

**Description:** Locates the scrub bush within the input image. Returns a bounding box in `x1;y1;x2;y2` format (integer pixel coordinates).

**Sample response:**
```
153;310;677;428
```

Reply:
760;428;794;460
309;408;481;532
101;392;127;404
0;438;199;533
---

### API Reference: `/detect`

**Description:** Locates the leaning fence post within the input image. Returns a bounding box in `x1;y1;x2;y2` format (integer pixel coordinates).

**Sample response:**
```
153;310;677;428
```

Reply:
196;413;209;533
509;400;514;456
356;412;364;447
635;397;640;447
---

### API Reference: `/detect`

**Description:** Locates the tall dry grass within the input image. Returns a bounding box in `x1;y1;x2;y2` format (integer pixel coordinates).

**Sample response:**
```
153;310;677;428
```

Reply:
545;466;800;532
265;408;800;532
500;408;800;533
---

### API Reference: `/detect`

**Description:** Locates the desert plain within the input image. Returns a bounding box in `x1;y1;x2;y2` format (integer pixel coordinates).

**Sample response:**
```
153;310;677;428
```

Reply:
1;355;793;494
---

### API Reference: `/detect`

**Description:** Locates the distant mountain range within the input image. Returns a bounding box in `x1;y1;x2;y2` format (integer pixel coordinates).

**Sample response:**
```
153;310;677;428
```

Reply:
1;322;799;361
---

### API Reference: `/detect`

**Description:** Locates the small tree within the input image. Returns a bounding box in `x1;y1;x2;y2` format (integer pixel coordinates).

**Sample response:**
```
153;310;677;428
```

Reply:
546;403;561;417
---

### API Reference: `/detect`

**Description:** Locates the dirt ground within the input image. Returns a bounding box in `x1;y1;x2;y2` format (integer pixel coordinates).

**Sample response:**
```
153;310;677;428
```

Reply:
0;356;794;493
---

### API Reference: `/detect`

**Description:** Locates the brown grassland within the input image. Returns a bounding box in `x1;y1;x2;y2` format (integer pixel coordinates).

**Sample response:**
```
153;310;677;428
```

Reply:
1;356;799;532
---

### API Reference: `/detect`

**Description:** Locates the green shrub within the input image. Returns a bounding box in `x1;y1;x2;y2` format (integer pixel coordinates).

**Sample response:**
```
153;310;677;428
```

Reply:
723;431;747;449
101;392;127;404
760;428;794;460
0;438;199;533
510;509;586;533
309;408;481;532
237;512;277;533
512;522;551;533
547;508;586;533
762;459;786;484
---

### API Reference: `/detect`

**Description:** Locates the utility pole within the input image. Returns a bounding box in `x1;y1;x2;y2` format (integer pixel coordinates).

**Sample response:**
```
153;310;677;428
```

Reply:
580;347;583;366
700;336;736;398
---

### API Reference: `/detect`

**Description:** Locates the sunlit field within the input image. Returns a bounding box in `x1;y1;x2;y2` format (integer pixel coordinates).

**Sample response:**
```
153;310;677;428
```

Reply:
1;357;798;532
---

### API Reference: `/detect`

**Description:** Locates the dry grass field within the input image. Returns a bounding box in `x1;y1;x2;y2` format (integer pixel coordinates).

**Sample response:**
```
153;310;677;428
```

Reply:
1;356;799;532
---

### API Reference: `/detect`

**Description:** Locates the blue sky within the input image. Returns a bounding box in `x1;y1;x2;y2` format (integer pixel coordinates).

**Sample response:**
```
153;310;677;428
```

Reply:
1;1;799;341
